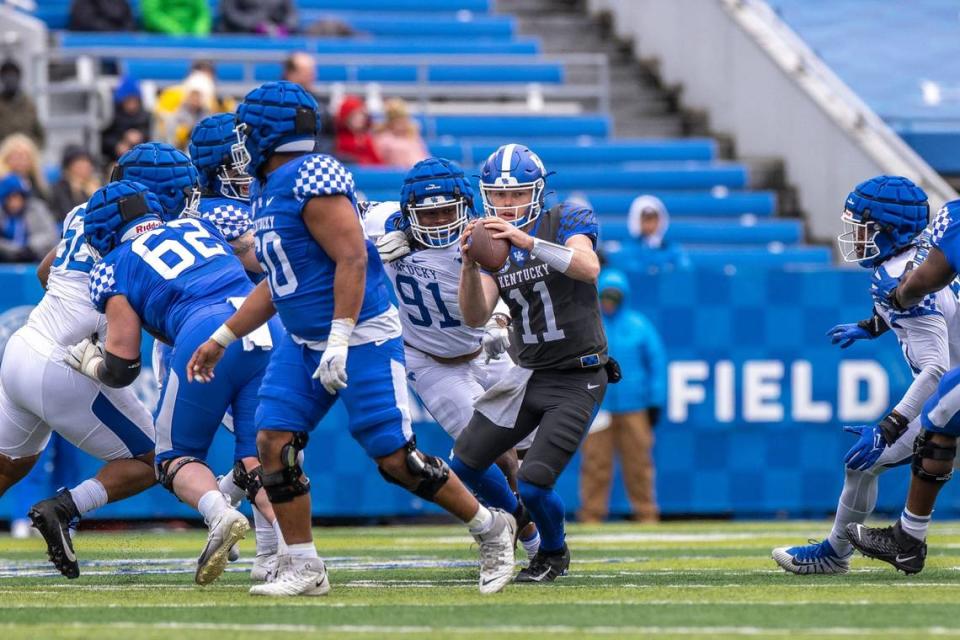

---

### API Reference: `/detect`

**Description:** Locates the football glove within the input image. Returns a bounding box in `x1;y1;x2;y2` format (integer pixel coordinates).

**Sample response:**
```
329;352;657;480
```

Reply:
65;336;104;381
482;316;510;362
843;424;886;471
375;230;411;263
313;344;348;394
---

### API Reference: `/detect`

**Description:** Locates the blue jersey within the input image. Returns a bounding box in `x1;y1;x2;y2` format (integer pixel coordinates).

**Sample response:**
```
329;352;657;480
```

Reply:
89;217;254;343
930;201;960;274
249;153;391;342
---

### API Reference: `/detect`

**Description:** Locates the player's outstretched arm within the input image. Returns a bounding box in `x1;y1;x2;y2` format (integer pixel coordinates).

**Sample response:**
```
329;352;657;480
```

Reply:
459;221;501;328
893;247;956;309
187;279;276;383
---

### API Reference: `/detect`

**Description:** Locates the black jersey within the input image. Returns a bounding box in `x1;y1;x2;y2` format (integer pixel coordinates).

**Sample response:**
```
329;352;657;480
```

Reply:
490;203;607;370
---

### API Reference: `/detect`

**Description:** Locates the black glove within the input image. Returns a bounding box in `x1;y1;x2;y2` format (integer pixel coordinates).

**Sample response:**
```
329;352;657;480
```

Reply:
604;357;622;384
647;407;661;427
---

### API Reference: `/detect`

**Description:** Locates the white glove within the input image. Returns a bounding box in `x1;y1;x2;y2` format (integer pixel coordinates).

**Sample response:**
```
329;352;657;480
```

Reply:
65;337;105;381
482;318;511;362
311;318;354;394
375;230;411;263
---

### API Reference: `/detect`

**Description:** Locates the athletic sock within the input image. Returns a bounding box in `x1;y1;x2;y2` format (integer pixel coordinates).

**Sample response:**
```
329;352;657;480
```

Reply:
518;481;566;553
520;529;541;558
286;542;319;559
253;506;278;555
467;504;495;536
273;518;287;553
218;470;245;508
450;456;519;514
69;479;108;516
197;490;230;526
900;507;932;542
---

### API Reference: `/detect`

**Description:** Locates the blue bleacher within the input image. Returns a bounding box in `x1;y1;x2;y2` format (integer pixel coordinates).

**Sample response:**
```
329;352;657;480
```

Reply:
572;192;777;217
682;246;831;268
425;140;717;166
425;115;610;139
601;218;803;245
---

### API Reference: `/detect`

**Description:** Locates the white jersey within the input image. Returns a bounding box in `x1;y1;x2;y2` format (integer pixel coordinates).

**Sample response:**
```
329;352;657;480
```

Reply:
874;244;960;421
27;204;106;346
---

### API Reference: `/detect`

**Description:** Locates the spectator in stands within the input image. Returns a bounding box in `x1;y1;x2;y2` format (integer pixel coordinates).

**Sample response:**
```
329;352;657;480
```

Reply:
101;76;152;162
0;133;50;204
0;60;44;149
167;71;217;150
0;175;58;263
373;98;429;169
141;0;212;35
604;195;690;275
334;95;382;165
282;52;334;153
218;0;296;36
50;146;101;221
579;267;666;523
68;0;136;32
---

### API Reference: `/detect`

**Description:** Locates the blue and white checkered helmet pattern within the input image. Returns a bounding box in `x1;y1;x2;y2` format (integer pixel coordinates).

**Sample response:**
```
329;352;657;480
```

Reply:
188;113;252;201
837;175;929;268
478;143;548;228
83;180;164;258
400;157;474;248
236;81;322;177
112;142;200;221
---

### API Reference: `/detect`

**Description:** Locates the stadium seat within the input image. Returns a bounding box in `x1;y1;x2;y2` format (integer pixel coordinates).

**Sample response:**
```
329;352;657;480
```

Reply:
600;218;804;245
562;191;777;217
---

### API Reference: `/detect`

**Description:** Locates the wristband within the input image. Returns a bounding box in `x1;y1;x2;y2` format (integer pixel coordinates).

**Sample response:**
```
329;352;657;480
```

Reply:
530;238;574;273
857;313;889;338
211;324;238;348
878;412;909;446
327;317;356;348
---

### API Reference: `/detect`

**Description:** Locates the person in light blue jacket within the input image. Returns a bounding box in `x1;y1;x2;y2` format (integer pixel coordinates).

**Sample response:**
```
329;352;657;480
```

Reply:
579;267;666;522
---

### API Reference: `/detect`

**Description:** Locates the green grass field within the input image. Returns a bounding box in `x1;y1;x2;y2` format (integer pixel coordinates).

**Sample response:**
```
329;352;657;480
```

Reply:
2;520;960;639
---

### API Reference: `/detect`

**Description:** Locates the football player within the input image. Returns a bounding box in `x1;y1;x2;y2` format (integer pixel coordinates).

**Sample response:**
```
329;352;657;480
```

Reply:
186;81;518;596
183;114;280;580
772;176;954;574
363;157;540;559
0;194;156;580
844;193;960;573
454;143;617;583
73;180;283;586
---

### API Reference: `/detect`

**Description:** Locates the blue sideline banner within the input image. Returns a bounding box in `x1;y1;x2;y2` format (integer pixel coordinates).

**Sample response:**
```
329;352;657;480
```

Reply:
0;265;953;520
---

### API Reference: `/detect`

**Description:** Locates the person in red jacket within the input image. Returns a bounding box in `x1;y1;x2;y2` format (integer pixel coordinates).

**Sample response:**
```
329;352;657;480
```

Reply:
334;95;382;165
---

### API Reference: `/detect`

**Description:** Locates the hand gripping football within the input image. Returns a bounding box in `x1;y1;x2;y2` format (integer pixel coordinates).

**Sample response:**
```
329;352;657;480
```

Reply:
468;221;510;271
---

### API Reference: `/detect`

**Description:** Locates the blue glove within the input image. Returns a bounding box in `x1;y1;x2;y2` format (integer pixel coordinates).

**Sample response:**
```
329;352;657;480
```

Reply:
843;424;886;471
826;323;872;349
870;264;905;309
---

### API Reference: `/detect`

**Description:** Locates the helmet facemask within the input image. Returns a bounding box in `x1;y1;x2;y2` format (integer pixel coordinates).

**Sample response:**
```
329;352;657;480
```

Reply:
407;195;469;248
480;178;544;228
837;209;881;264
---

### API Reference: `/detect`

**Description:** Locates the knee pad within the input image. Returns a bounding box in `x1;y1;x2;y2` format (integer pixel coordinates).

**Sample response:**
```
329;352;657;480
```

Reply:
379;438;450;502
156;456;209;494
261;432;310;504
912;430;957;484
517;459;559;490
232;460;263;504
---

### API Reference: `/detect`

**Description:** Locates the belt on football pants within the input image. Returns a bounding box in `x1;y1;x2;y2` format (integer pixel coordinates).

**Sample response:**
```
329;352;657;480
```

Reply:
404;342;482;365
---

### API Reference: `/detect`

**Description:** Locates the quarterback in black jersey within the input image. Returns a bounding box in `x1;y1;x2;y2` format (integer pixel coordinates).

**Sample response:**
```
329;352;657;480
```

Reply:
451;143;615;583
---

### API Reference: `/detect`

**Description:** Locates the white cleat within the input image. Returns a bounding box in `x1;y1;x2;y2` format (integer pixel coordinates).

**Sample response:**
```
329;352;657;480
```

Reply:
195;509;249;586
249;554;330;597
771;539;851;575
475;508;517;594
250;551;280;583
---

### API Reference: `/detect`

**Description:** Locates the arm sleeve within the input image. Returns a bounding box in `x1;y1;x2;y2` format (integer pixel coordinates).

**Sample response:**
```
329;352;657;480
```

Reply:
891;312;950;421
556;204;599;249
293;155;357;204
88;260;122;313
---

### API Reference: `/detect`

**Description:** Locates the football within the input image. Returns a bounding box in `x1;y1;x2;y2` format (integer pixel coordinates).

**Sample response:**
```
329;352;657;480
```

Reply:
468;220;511;271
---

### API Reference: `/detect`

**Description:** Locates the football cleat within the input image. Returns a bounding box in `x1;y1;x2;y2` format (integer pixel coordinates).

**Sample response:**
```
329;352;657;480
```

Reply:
28;489;81;579
515;544;570;583
249;555;330;596
195;508;249;585
474;508;517;594
771;539;851;575
250;551;280;583
846;521;927;574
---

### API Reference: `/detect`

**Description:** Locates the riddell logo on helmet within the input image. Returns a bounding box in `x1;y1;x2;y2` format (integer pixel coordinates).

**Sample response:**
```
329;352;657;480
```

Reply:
134;221;162;235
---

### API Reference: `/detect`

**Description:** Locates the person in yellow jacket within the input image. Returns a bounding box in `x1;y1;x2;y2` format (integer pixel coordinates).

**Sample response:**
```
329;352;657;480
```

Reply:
154;63;236;150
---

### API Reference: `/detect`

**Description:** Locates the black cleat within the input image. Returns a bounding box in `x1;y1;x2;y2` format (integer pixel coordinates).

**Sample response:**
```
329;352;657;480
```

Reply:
514;544;570;583
28;489;81;579
845;521;927;575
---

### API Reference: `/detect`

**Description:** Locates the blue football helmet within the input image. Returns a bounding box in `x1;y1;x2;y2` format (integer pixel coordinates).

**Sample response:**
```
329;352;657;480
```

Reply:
838;175;929;267
235;81;321;177
400;157;474;248
84;180;164;259
111;142;200;220
188;113;252;202
478;143;548;227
